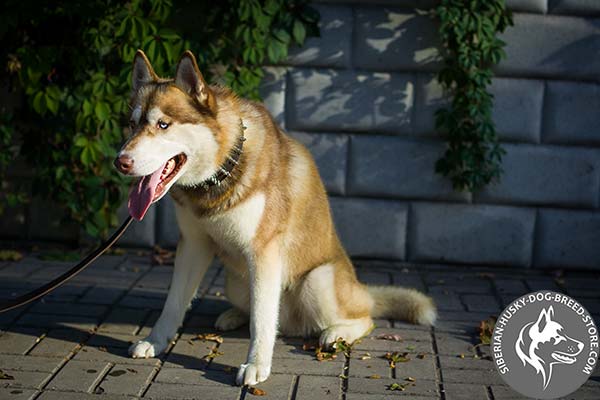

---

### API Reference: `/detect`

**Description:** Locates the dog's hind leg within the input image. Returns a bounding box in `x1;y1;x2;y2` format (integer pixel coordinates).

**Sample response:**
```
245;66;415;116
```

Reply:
129;233;214;358
215;272;249;331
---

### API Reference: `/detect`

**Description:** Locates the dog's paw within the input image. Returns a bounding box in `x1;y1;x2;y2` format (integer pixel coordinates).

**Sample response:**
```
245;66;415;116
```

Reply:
236;362;271;386
215;308;248;331
128;338;166;359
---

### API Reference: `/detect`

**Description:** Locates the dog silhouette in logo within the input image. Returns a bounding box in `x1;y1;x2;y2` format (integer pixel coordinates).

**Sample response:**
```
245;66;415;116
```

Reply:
515;306;584;389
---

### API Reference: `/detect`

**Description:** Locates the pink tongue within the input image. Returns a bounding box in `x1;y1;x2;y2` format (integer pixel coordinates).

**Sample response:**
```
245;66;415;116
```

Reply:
128;162;167;221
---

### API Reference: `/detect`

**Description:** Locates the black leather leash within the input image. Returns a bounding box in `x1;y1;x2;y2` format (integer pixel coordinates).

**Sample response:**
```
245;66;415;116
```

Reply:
0;216;133;313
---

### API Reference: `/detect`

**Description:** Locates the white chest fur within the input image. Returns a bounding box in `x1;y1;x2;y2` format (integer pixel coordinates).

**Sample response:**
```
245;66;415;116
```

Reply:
175;193;266;257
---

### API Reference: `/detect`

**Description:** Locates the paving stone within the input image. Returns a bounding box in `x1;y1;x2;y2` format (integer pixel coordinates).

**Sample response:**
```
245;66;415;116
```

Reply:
443;368;505;385
246;373;295;399
97;364;156;396
437;311;492;323
443;383;490;400
87;332;141;349
36;391;134;400
434;321;479;336
287;68;415;134
476;144;600;208
494;279;529;295
28;329;89;357
357;271;391;285
497;13;600;81
154;368;235;386
438;355;496;371
348;136;468;201
430;291;465;312
489;384;530;399
461;294;501;313
353;337;433;354
0;388;37;400
347;376;438;397
409;203;535;267
289;131;348;195
286;4;352;68
353;8;441;71
28;303;108;318
330;196;407;259
0;355;63;373
73;345;160;366
390;273;425;292
78;287;127;305
98;308;150;335
434;334;478;357
46;360;111;392
144;382;241;399
118;294;165;310
162;334;215;370
294;375;340;400
14;313;99;331
272;358;345;376
349;352;393;379
0;369;52;390
0;328;45;355
535;209;600;269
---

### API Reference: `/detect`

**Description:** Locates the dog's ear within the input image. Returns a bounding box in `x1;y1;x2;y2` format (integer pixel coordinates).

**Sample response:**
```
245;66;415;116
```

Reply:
132;50;158;93
175;51;215;110
535;307;552;333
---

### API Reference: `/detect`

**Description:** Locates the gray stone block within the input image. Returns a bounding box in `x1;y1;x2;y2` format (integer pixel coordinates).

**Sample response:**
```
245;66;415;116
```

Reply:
116;201;155;247
46;360;111;392
286;4;352;68
490;78;544;143
408;203;535;267
534;209;600;269
287;68;415;134
549;0;600;15
476;144;600;208
289;131;348;195
497;13;600;81
543;80;600;145
98;364;156;396
0;328;45;355
145;382;241;399
259;67;287;127
353;8;442;71
295;375;340;400
156;196;179;248
330;196;407;259
347;135;469;201
506;0;548;13
414;74;544;143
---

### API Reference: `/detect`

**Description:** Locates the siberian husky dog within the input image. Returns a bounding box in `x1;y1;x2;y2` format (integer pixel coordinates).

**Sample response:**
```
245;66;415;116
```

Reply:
115;50;437;386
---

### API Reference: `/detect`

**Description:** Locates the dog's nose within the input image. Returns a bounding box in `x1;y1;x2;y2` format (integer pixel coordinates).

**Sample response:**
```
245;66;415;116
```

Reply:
114;154;134;174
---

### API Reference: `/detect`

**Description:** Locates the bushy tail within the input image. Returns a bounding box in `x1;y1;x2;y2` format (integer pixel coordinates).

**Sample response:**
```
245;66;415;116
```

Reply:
368;286;437;326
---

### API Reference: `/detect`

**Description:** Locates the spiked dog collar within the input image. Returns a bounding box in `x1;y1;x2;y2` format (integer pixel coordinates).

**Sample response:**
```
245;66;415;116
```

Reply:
197;120;246;191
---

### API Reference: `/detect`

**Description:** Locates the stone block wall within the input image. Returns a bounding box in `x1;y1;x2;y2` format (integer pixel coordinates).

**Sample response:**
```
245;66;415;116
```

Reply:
4;0;600;269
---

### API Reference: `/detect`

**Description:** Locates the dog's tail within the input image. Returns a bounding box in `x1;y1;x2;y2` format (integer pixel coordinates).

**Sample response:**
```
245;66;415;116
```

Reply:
367;286;437;326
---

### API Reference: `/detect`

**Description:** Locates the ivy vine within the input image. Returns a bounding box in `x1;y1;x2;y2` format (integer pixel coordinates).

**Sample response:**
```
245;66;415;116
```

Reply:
0;0;318;238
434;0;513;192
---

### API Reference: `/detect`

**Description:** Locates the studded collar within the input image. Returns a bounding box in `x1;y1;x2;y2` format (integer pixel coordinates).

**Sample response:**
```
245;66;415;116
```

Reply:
197;120;247;191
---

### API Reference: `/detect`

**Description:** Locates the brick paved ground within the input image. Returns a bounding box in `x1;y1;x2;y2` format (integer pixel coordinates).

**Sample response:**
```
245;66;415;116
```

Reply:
0;252;598;399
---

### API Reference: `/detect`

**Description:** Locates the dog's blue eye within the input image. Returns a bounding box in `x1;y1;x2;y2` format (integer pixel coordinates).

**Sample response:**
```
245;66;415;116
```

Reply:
157;119;169;129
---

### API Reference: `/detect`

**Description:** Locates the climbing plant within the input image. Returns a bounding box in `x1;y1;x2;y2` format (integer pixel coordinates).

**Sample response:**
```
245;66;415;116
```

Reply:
434;0;513;192
0;0;319;238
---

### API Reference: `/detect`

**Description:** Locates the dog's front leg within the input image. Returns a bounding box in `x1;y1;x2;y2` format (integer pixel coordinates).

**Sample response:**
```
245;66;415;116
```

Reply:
129;234;214;358
236;243;282;386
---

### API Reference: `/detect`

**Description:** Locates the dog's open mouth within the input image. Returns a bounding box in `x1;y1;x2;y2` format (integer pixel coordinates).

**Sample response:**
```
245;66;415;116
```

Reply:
552;351;577;364
128;153;187;221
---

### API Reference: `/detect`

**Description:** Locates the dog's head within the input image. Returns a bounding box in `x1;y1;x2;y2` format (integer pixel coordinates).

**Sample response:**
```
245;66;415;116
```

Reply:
515;306;584;389
115;50;222;220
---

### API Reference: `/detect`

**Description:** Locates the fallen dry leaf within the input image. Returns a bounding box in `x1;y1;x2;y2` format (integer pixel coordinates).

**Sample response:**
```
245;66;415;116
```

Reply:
359;352;372;360
248;387;266;396
367;374;381;379
152;245;175;265
406;377;416;382
376;333;403;342
302;341;318;352
478;316;497;345
192;333;224;344
202;346;224;362
383;351;411;368
0;370;14;380
416;353;426;359
126;368;137;374
0;250;23;262
98;347;108;352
